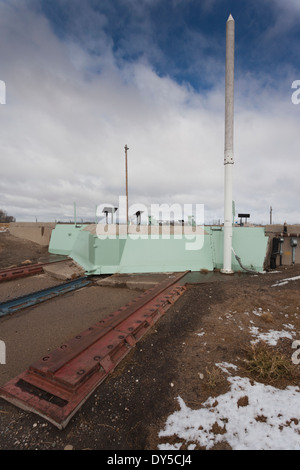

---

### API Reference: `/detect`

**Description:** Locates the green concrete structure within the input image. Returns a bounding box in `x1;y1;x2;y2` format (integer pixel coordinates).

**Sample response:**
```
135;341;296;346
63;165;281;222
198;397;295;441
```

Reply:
48;223;269;275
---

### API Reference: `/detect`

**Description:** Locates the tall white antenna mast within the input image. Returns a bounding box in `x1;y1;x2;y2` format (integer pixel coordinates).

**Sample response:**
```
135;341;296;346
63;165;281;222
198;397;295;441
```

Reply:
221;14;235;274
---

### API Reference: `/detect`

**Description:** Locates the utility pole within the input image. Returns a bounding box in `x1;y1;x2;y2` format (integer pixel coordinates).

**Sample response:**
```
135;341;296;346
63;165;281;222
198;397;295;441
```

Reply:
124;144;129;231
270;206;272;225
221;14;235;274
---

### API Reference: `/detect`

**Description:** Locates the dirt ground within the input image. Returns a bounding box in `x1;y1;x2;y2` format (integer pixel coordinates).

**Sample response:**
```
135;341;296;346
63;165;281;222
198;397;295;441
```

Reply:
0;232;299;451
0;231;50;268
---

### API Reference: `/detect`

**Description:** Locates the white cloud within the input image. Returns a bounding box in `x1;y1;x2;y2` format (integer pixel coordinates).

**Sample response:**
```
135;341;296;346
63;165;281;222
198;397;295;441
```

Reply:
262;0;300;40
0;1;299;225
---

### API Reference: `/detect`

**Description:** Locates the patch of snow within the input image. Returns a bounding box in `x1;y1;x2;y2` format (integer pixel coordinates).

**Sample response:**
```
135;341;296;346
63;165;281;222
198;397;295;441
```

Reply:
187;444;196;450
216;362;238;374
283;323;295;330
273;281;289;287
266;271;281;273
253;308;263;316
159;442;182;450
272;275;300;287
249;326;295;345
252;308;272;317
158;376;300;450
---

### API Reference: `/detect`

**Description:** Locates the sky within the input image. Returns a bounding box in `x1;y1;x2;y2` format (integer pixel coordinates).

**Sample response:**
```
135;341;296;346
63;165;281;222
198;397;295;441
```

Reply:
0;0;300;224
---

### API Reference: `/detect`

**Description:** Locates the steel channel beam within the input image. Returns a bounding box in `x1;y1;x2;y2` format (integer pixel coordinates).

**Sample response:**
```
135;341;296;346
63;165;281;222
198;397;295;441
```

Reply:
0;277;91;317
0;264;44;282
0;258;68;283
0;271;189;429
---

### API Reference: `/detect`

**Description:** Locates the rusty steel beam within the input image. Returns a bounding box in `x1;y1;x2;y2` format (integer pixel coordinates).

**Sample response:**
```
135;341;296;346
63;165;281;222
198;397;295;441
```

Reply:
0;264;44;282
0;271;189;429
0;258;68;283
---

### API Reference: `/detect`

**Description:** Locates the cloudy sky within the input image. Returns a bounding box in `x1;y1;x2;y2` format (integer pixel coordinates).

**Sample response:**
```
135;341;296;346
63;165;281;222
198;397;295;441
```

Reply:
0;0;300;224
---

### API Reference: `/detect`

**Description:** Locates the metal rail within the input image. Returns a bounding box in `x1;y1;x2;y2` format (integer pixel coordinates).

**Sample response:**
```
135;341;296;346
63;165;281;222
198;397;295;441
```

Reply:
0;277;91;317
0;264;44;282
0;271;189;429
0;258;68;283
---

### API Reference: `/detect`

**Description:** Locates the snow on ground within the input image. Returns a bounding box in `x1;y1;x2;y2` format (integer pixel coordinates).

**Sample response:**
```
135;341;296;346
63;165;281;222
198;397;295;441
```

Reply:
158;301;300;450
272;275;300;288
247;305;297;346
249;325;296;345
158;370;300;450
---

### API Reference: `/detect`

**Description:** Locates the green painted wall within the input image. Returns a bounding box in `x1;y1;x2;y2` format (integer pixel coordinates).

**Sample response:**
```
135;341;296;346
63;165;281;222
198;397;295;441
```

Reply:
49;224;269;274
210;226;269;272
48;224;87;255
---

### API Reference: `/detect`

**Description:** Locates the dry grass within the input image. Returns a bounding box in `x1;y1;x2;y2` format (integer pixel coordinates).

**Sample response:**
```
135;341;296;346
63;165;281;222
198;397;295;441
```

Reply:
260;312;274;323
205;366;226;388
243;343;295;382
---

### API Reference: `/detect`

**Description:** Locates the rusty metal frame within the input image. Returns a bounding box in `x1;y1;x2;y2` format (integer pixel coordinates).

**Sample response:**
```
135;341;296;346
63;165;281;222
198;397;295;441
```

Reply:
0;258;68;283
0;271;188;429
0;264;44;282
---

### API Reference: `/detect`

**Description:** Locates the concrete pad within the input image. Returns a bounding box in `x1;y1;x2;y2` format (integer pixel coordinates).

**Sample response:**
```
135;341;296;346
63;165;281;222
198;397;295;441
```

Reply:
0;273;66;303
0;284;140;386
96;272;174;290
43;260;85;280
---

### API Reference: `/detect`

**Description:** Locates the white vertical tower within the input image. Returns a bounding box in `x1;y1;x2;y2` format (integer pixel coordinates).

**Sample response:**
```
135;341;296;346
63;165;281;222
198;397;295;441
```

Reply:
221;14;235;274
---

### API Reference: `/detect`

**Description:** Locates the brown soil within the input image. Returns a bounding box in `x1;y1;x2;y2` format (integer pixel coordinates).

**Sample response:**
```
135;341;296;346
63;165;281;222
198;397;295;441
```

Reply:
0;232;299;451
0;231;51;268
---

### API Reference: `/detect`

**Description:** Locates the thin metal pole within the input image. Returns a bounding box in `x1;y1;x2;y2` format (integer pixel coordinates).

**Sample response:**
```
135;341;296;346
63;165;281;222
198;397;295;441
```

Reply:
222;14;235;274
124;145;129;231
